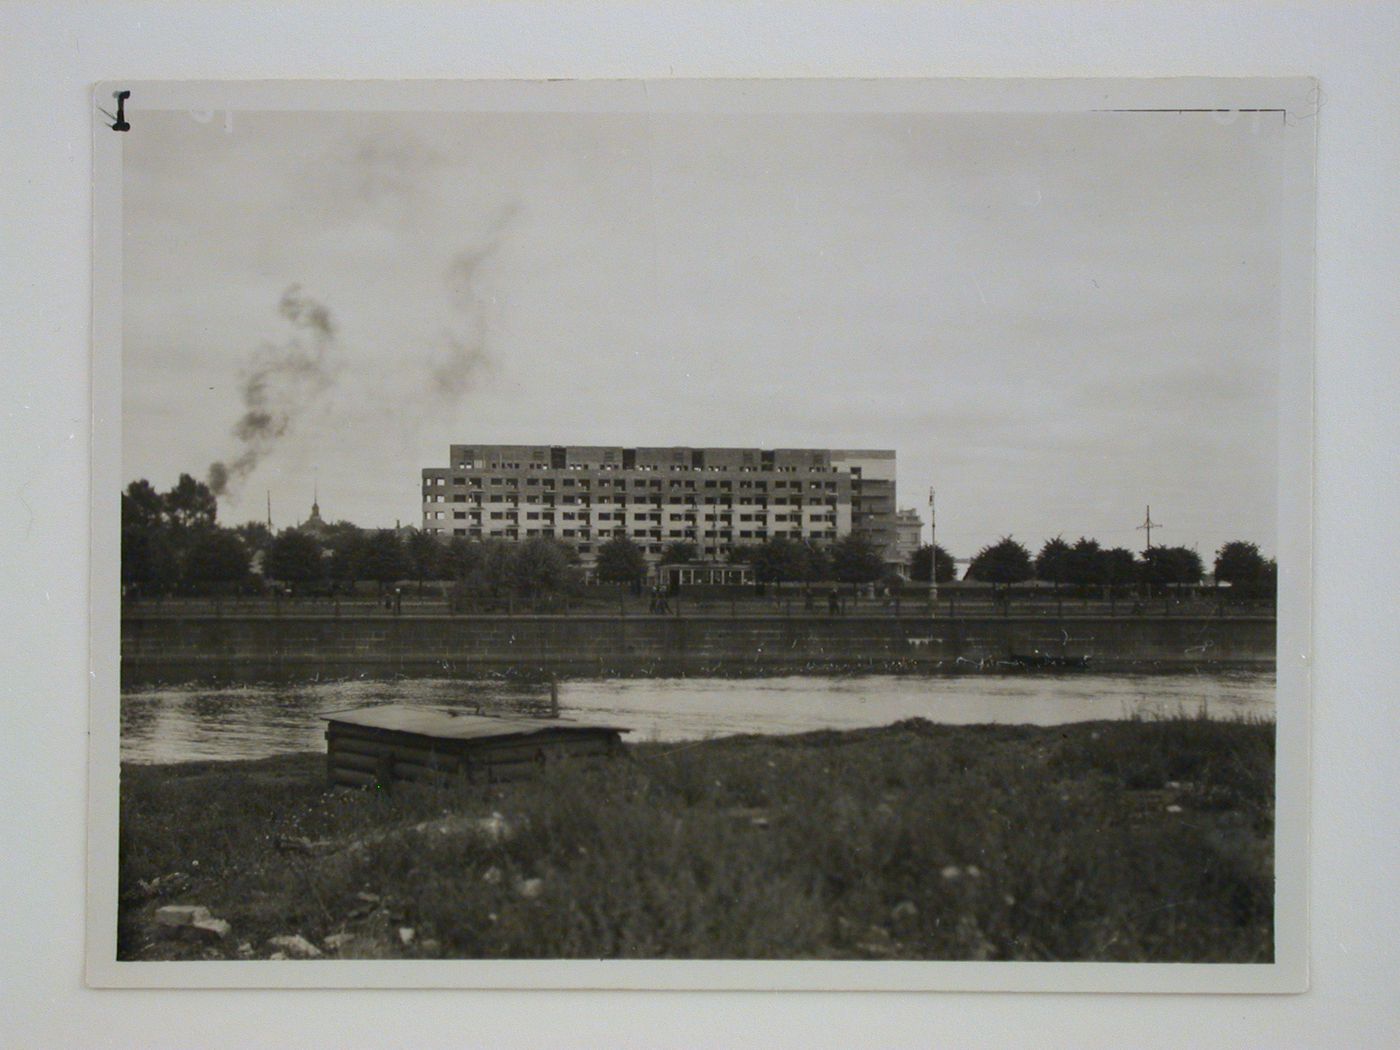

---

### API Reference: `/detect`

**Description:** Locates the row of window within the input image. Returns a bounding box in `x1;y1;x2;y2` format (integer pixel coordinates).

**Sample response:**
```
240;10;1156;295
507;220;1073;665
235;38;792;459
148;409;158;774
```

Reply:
426;476;842;492
424;524;840;544
427;493;840;508
450;463;840;474
429;508;835;522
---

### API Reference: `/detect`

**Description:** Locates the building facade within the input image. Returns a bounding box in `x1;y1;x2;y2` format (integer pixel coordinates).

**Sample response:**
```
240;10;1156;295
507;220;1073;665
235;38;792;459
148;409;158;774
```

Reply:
894;507;924;571
421;444;897;571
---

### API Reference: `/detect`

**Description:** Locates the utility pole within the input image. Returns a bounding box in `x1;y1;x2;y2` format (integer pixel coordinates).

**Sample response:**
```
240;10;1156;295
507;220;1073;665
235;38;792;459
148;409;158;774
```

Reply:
928;487;938;606
266;490;272;530
1137;505;1161;550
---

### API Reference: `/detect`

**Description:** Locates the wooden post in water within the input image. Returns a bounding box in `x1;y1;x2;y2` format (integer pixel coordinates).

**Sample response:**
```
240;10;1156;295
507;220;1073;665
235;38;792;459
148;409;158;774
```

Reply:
549;675;560;719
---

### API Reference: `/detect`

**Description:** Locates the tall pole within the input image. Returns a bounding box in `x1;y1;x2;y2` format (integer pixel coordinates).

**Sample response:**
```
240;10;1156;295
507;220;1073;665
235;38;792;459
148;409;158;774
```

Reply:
928;487;938;606
1138;505;1161;550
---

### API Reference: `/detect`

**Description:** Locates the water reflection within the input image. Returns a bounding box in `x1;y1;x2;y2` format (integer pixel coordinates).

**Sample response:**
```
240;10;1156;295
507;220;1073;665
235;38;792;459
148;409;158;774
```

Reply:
120;671;1275;765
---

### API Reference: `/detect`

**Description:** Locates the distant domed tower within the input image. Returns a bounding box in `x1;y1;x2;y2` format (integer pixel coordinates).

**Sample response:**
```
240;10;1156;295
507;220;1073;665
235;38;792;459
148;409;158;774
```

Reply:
300;485;328;537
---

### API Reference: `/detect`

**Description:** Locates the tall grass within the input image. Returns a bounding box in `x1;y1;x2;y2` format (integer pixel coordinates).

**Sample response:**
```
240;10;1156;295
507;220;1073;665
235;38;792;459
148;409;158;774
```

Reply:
119;718;1274;962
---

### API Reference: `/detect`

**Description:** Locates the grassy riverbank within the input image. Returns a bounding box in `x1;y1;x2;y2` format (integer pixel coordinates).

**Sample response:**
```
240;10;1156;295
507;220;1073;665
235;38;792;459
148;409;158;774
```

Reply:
118;717;1274;962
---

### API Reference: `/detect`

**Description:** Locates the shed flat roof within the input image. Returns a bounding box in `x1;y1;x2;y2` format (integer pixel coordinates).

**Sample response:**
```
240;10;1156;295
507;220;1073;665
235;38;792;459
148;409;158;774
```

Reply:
321;703;629;741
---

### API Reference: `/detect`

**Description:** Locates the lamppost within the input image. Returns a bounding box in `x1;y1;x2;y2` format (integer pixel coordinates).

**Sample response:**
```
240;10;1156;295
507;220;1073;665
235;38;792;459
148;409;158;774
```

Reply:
928;487;938;608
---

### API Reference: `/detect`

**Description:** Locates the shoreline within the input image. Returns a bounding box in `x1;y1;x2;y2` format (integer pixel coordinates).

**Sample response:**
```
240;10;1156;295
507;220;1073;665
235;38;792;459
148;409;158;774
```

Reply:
121;611;1277;681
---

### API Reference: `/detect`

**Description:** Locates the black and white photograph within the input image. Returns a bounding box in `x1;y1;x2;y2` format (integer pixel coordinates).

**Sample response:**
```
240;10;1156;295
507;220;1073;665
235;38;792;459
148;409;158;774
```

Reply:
89;78;1313;991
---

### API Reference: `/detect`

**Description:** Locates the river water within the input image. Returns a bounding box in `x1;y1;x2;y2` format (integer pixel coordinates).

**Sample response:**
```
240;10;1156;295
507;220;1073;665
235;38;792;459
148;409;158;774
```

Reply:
120;671;1274;764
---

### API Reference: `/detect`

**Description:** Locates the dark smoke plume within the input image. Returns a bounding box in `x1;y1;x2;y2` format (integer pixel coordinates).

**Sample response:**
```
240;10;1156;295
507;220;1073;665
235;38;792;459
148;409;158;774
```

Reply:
429;206;517;401
206;285;337;497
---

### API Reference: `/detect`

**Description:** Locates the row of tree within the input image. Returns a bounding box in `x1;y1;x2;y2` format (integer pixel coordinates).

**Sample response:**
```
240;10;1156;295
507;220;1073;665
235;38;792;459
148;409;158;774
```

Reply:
122;475;432;597
958;535;1276;598
122;476;1276;603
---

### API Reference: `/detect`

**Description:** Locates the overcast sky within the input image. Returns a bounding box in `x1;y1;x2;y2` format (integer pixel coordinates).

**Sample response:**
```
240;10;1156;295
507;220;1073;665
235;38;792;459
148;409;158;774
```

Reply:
123;103;1286;560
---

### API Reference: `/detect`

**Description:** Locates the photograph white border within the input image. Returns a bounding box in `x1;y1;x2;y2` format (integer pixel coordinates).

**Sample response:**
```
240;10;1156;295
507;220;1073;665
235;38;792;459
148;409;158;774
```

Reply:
86;76;1314;994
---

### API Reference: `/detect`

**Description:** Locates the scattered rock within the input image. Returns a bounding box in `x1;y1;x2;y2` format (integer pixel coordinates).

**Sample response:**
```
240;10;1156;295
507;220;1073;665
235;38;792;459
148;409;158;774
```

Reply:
1165;804;1184;814
355;891;381;904
891;900;919;921
398;926;415;946
477;812;513;842
155;904;211;927
266;934;322;959
419;938;441;955
323;932;357;951
189;917;231;941
481;866;503;886
269;951;287;961
940;865;963;882
516;878;545;900
237;942;255;958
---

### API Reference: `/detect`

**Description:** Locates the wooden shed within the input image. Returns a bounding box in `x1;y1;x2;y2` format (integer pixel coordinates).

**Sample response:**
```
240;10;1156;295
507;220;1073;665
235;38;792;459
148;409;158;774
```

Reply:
322;704;629;790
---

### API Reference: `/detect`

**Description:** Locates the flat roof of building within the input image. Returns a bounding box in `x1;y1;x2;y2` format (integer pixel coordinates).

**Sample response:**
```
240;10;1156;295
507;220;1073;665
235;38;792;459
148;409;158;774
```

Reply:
322;704;629;741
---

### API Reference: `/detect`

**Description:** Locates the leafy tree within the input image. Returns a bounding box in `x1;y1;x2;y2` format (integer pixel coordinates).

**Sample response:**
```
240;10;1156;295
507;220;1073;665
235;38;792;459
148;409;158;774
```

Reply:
725;544;758;566
596;536;648;585
164;473;218;530
968;536;1034;586
1215;541;1266;586
830;532;886;585
441;536;479;580
181;528;250;594
1215;541;1276;602
1101;547;1139;594
660;541;699;566
910;544;956;584
1064;537;1106;590
124;479;165;531
750;538;810;584
1140;545;1204;592
1034;536;1073;586
326;529;369;589
233;521;274;556
404;528;444;593
1255;559;1279;602
801;541;832;582
361;529;410;592
264;530;326;590
508;538;581;600
121;485;180;595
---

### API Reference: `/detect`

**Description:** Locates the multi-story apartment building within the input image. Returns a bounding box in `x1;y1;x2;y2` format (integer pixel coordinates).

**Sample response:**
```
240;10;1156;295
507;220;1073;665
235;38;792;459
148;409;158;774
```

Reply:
421;444;897;571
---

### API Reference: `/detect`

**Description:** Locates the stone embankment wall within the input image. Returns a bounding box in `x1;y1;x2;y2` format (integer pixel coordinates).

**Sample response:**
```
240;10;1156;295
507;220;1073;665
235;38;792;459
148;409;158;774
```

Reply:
121;613;1276;679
